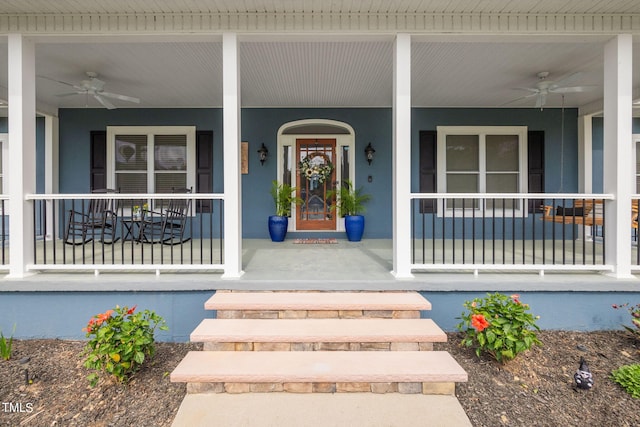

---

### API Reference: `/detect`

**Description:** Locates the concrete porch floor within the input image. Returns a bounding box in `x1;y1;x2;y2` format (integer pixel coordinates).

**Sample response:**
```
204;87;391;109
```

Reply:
2;239;640;292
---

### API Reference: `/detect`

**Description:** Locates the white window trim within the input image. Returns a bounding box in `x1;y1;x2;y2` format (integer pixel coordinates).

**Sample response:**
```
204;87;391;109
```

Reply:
106;126;196;194
436;125;528;217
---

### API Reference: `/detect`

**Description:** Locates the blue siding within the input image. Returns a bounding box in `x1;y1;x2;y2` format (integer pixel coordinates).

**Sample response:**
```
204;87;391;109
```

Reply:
241;108;392;238
411;107;579;193
591;117;640;193
58;108;225;193
0;291;213;342
57;107;590;239
0;290;638;341
422;291;640;331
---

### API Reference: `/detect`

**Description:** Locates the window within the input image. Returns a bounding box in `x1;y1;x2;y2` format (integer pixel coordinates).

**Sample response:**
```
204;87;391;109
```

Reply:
106;126;196;194
437;126;528;215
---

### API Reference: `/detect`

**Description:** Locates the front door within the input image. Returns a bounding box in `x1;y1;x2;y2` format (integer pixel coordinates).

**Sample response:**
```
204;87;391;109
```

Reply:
296;138;336;230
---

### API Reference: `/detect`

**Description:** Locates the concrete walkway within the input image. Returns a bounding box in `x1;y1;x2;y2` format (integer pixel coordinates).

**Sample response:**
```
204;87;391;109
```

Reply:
171;393;472;427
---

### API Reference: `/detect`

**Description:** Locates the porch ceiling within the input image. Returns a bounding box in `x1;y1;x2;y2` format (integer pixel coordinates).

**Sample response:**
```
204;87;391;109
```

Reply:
0;2;639;113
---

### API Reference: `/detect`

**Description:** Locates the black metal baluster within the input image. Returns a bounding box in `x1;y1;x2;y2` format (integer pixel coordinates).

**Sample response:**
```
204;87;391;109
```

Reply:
32;201;37;266
432;199;436;264
492;199;495;264
441;198;446;264
472;198;476;264
462;197;466;264
521;198;526;265
482;199;486;265
220;200;224;265
452;198;456;265
532;198;536;265
421;200;426;264
411;199;415;264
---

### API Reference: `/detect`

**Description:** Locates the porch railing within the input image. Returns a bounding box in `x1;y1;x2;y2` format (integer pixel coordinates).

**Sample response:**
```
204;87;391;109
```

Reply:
410;193;614;274
27;193;224;273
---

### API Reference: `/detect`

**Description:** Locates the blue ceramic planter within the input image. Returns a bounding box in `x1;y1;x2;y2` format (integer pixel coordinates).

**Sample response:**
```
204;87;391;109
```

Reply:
268;215;289;242
344;215;365;242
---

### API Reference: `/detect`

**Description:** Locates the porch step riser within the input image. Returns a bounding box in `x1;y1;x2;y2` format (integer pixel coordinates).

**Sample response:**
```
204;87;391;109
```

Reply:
187;381;454;395
191;318;446;347
170;351;468;396
215;310;421;319
203;342;434;351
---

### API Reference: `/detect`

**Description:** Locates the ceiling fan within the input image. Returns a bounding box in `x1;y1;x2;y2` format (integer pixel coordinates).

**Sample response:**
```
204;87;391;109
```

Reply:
506;71;593;109
40;72;141;109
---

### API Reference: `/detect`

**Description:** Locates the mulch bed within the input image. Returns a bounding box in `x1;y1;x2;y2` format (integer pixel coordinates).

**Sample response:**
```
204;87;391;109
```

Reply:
0;331;639;426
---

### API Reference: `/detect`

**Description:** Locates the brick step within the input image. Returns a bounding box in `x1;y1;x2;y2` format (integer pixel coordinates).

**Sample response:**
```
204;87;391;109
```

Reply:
170;351;467;395
207;291;430;319
192;318;446;351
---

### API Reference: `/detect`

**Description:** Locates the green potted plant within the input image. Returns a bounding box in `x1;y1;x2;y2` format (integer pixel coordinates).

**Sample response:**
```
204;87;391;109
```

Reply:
269;181;302;242
328;180;371;242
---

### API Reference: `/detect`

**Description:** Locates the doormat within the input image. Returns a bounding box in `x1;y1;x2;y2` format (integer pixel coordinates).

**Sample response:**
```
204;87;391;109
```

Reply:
293;238;338;244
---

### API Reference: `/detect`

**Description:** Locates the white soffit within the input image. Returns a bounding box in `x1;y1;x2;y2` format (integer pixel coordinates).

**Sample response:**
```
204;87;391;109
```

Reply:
1;0;640;15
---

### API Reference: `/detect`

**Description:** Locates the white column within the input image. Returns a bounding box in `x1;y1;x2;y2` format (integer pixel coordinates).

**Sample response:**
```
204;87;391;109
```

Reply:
7;34;36;278
392;34;413;279
577;114;593;193
221;33;244;279
603;34;633;279
44;115;59;240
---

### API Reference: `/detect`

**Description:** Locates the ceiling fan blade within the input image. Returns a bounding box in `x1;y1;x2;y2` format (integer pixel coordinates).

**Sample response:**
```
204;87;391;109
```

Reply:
38;75;75;87
94;95;116;110
550;71;583;88
99;91;141;104
501;92;539;106
38;75;85;91
513;87;540;93
551;85;595;94
56;91;85;97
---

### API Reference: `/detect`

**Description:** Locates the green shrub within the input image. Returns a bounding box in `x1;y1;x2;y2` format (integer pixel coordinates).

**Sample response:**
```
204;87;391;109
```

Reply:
611;364;640;398
0;325;15;361
82;305;167;387
457;292;542;364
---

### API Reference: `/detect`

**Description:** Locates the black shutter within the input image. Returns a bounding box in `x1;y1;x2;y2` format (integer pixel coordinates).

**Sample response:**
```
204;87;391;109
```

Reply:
527;131;545;213
90;131;107;191
419;131;437;213
196;130;214;213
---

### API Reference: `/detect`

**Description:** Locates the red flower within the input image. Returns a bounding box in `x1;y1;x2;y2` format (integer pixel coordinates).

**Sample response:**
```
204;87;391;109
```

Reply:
471;314;490;332
83;317;97;332
510;294;521;305
126;305;137;315
95;310;114;326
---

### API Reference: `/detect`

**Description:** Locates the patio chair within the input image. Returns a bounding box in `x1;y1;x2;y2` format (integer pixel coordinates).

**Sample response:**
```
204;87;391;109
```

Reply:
64;188;120;244
139;187;192;245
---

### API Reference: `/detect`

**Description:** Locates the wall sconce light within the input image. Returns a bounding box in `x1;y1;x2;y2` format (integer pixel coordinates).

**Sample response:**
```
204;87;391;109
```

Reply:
364;142;376;165
257;143;269;165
